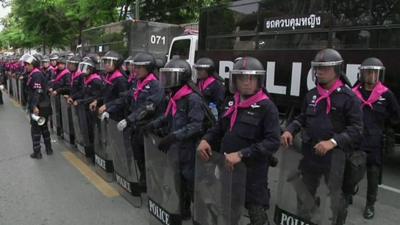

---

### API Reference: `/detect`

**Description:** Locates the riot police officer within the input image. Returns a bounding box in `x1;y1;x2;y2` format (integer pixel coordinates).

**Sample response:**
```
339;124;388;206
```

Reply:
145;59;206;219
123;56;136;85
40;55;55;83
94;51;128;121
49;53;59;73
20;54;53;158
71;55;104;106
49;54;71;96
66;56;84;104
111;52;164;191
281;49;363;225
352;57;400;219
197;56;280;225
193;57;225;118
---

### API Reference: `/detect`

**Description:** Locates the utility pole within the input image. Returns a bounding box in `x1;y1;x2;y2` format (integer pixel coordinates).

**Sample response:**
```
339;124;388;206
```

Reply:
135;0;140;20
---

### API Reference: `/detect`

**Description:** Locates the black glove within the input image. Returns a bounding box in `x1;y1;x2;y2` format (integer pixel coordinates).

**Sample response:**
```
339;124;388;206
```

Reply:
142;122;156;136
158;133;176;153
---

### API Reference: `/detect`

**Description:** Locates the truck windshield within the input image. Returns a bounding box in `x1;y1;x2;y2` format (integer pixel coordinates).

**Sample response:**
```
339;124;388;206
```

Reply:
169;39;191;61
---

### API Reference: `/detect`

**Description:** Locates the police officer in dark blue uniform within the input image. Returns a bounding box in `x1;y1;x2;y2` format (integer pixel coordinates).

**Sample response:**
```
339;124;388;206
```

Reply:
281;49;363;225
352;57;400;219
70;55;104;106
109;52;164;191
20;54;53;159
197;57;280;225
49;54;71;97
40;55;55;83
194;57;225;118
145;59;206;219
66;56;84;105
95;51;128;121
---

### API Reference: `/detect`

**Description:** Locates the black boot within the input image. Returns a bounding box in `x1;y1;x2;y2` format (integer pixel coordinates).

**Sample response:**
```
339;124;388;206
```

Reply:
248;205;270;225
363;204;375;219
46;148;53;155
30;151;43;159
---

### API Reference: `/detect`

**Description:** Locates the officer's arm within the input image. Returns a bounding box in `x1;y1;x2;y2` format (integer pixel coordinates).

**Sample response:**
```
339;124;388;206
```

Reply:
240;102;281;158
173;95;205;141
213;81;226;108
55;74;71;95
285;97;307;135
332;96;363;150
127;81;164;124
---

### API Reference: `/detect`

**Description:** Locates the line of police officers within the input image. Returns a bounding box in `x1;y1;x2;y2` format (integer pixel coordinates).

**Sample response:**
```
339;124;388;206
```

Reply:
9;47;400;225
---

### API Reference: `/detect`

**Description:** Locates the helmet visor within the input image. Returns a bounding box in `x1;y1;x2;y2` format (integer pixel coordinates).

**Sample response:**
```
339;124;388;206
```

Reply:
360;67;385;84
100;57;118;71
159;68;185;88
78;62;94;74
229;71;265;94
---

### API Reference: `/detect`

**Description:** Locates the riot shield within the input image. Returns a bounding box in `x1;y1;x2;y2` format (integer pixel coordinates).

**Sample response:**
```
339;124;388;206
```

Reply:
50;95;63;136
60;97;75;145
93;118;113;180
71;106;81;147
17;78;25;106
144;133;181;225
6;77;11;95
73;104;93;157
108;119;142;197
11;77;17;99
193;151;247;225
273;147;346;225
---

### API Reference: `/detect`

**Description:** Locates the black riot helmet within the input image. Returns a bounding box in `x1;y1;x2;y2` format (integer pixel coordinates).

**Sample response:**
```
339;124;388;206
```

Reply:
194;57;215;74
20;54;40;68
159;59;192;88
133;52;156;73
56;54;67;65
49;53;59;61
358;57;385;85
79;55;98;75
229;56;266;94
66;55;81;72
101;50;123;72
311;48;345;85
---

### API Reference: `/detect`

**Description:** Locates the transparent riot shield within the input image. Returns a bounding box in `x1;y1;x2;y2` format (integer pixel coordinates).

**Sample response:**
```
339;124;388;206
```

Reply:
144;133;181;225
6;77;11;95
71;105;81;146
273;147;346;225
16;78;21;103
74;104;92;156
11;77;17;99
60;97;75;144
17;79;24;106
193;151;247;225
93;118;113;179
108;119;141;197
50;95;63;136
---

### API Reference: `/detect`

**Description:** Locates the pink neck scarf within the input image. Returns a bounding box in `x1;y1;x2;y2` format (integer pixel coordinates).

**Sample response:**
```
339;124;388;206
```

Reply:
198;76;216;92
105;70;123;85
134;73;157;101
353;82;389;109
315;79;344;114
71;71;84;87
53;69;70;84
84;73;101;85
224;90;269;131
164;85;193;117
27;68;41;85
